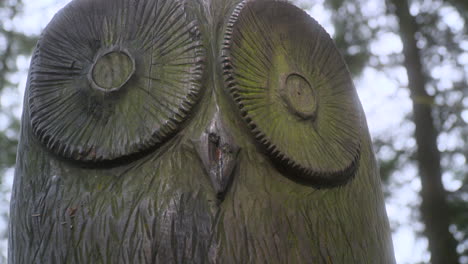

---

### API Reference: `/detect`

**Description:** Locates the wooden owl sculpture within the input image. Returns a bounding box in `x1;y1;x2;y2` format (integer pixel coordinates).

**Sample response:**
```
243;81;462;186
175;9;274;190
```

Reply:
9;0;396;263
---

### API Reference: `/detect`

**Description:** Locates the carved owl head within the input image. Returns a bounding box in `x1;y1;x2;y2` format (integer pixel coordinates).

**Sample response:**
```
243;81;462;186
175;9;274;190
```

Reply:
29;0;360;187
10;0;395;263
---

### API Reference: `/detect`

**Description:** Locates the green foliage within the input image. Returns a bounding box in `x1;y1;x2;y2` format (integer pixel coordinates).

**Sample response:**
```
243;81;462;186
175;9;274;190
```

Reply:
0;0;38;258
324;0;375;76
0;0;37;172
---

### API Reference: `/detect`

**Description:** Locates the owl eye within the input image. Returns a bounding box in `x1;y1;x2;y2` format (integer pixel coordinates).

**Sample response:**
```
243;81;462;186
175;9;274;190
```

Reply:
28;0;205;162
222;1;361;185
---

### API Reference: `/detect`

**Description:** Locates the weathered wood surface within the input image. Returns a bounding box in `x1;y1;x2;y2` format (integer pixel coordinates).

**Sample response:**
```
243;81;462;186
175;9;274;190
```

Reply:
9;0;396;263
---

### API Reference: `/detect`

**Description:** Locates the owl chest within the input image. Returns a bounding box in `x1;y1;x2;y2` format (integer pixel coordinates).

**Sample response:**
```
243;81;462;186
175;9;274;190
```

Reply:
19;149;375;264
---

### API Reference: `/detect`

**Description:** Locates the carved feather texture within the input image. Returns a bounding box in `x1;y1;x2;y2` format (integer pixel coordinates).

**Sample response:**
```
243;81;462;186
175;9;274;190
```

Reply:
11;120;395;263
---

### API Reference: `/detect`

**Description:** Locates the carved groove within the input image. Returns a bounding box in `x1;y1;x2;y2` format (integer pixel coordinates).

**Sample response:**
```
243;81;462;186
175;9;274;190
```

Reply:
222;1;361;186
28;0;205;162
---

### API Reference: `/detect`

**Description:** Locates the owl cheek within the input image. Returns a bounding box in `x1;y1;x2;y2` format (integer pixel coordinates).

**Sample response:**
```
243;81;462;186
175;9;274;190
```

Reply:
192;109;240;199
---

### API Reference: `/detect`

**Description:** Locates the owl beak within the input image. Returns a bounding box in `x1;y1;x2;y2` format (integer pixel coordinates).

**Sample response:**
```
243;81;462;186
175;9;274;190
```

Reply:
193;110;240;198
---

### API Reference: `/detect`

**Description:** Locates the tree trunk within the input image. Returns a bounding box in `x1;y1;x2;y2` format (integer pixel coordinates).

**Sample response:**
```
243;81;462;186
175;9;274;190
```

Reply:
390;0;459;263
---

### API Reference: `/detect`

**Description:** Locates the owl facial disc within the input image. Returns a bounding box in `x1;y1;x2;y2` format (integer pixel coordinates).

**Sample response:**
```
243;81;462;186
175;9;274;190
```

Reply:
222;1;362;187
28;0;205;162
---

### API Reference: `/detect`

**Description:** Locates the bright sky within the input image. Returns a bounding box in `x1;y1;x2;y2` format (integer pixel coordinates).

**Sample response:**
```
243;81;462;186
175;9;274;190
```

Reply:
3;0;464;263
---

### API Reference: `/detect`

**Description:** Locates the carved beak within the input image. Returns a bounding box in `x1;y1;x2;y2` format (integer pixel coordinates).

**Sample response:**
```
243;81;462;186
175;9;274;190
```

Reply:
193;110;240;198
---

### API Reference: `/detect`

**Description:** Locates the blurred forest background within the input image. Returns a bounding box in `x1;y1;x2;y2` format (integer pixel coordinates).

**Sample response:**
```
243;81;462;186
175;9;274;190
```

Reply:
0;0;466;263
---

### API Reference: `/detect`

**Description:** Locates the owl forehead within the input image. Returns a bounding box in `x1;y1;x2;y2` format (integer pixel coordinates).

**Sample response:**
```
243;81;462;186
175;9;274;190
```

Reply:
185;0;245;48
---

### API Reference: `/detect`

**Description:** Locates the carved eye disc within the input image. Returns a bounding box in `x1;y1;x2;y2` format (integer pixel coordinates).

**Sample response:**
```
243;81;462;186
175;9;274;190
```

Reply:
28;0;205;162
89;49;135;93
223;1;362;185
281;73;318;120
